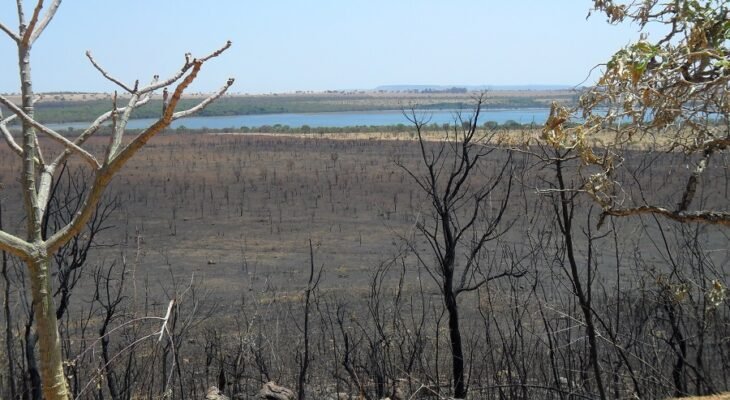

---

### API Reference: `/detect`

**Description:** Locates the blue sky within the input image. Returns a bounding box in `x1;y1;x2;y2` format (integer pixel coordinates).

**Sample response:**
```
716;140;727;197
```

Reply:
0;1;650;94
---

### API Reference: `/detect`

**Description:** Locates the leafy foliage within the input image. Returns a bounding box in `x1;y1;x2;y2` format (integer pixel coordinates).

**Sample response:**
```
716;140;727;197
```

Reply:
543;0;730;226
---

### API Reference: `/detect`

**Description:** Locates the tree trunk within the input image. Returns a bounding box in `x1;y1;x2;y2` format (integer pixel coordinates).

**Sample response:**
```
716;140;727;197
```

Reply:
24;320;42;400
28;256;70;400
444;283;466;398
101;333;121;400
555;157;606;400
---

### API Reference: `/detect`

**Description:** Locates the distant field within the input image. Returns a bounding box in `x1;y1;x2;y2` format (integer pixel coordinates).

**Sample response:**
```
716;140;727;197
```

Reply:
0;90;579;124
0;131;722;301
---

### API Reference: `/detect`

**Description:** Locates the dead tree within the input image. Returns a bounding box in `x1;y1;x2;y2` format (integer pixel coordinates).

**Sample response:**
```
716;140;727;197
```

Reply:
296;240;323;400
544;147;608;400
0;2;234;399
399;97;522;398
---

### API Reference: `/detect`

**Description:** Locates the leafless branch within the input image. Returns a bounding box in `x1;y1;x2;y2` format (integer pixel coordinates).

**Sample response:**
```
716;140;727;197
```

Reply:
28;0;60;45
172;78;234;120
110;62;200;166
199;40;232;62
0;113;22;156
50;95;152;168
47;44;233;253
20;0;45;47
599;206;730;228
85;51;136;93
15;0;25;27
0;94;101;169
139;40;232;94
106;92;141;163
0;231;32;259
457;268;527;295
535;188;586;195
0;21;20;42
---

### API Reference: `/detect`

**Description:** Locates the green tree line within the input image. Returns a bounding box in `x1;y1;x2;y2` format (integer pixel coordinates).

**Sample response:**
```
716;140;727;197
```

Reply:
1;94;568;124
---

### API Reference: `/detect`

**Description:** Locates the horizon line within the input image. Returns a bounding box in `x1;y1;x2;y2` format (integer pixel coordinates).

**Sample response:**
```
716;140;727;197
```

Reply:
1;84;584;97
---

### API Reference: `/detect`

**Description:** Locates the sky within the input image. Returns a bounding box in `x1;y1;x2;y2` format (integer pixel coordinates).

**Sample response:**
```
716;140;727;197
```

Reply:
0;1;652;94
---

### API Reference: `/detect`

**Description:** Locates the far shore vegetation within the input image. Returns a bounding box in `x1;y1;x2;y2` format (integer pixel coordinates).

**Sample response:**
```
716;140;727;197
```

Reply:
5;120;546;136
1;90;578;124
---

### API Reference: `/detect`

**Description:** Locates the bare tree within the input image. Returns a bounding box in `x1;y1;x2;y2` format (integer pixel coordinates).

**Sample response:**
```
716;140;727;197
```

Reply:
0;2;234;399
543;0;729;227
399;97;522;398
541;147;608;400
296;240;323;400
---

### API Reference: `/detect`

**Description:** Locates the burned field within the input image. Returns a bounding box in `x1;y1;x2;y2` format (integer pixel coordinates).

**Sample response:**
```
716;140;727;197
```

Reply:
0;132;727;399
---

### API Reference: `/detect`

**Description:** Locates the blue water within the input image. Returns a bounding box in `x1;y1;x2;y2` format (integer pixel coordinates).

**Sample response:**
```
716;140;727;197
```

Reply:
48;108;551;131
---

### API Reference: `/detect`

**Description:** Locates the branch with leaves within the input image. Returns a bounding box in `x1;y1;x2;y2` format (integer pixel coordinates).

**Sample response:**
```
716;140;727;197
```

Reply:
543;0;729;227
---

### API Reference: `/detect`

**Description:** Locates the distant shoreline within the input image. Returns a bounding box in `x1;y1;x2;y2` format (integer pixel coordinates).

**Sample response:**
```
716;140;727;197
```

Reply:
0;90;578;125
34;108;552;133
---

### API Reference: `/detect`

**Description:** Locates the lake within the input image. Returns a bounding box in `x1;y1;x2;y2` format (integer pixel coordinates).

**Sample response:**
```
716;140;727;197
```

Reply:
48;108;551;131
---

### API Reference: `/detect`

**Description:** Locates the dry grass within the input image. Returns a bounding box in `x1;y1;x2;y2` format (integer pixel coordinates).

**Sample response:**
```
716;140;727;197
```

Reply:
218;129;535;143
217;127;675;151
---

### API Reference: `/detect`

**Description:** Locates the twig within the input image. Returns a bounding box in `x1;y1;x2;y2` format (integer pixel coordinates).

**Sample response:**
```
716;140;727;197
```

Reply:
0;21;19;42
85;51;136;93
199;40;233;63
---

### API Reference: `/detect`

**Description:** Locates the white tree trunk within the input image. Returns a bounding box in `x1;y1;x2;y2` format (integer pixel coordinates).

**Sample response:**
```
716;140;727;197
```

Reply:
16;24;70;400
0;4;233;399
29;256;70;400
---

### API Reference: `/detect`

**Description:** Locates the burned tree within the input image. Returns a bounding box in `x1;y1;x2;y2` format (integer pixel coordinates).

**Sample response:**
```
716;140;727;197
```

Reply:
0;2;234;399
400;97;522;399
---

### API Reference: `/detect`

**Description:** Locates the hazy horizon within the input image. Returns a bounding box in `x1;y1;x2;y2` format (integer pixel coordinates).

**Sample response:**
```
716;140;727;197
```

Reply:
0;1;656;94
0;83;578;96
